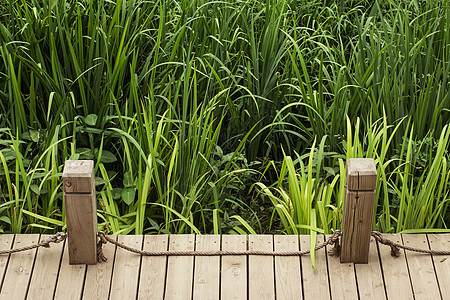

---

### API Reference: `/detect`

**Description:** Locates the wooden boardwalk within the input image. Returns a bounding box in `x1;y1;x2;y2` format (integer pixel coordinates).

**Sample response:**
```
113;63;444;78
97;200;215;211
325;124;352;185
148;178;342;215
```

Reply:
0;233;448;300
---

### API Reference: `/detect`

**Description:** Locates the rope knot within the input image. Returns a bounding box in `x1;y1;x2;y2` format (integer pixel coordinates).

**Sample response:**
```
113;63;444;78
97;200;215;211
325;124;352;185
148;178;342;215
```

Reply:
327;230;342;257
52;232;67;243
97;231;108;263
42;232;67;248
371;231;400;257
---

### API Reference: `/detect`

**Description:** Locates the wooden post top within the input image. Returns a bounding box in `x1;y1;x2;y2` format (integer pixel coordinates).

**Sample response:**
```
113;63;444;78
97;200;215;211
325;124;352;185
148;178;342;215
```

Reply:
63;160;94;194
346;158;377;191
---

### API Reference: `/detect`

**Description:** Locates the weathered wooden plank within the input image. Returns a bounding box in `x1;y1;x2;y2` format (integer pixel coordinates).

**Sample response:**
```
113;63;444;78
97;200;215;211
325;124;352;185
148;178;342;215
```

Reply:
248;235;275;300
428;233;450;299
354;236;386;299
27;234;64;299
109;235;143;300
63;160;95;193
164;234;195;300
402;234;441;300
341;158;376;263
193;235;220;300
341;190;375;263
63;160;97;265
274;235;302;300
2;232;447;300
377;233;413;299
82;235;117;300
300;235;330;300
0;234;39;299
0;234;14;290
346;158;377;191
138;235;168;300
326;234;358;299
53;240;86;299
221;235;247;300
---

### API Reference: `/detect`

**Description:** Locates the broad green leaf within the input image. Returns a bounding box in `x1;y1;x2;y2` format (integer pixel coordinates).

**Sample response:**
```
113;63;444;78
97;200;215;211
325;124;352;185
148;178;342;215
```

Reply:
98;150;117;163
123;171;133;187
111;188;122;200
30;130;39;142
85;114;98;126
122;188;136;205
30;184;40;195
76;148;94;160
0;216;11;224
49;0;57;9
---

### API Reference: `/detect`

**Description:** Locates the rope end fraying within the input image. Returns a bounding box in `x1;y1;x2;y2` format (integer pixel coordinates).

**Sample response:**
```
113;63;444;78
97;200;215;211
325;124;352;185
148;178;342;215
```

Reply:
390;245;401;257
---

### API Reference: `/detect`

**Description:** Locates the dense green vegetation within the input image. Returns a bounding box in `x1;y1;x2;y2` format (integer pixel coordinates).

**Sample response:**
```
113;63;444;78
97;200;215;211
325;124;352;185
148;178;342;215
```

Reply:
0;0;449;235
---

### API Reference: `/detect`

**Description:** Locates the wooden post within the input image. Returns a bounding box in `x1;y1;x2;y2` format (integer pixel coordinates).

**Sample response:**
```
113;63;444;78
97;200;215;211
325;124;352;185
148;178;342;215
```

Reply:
63;160;98;264
341;158;376;263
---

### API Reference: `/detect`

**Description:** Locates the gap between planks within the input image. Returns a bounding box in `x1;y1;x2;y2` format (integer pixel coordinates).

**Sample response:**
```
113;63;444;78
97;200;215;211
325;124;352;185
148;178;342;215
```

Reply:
0;234;448;300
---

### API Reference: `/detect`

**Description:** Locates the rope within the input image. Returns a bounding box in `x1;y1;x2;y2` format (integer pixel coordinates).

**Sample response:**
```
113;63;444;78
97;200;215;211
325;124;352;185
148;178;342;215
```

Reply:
371;231;450;257
96;230;342;262
0;232;66;255
2;231;449;263
97;231;450;262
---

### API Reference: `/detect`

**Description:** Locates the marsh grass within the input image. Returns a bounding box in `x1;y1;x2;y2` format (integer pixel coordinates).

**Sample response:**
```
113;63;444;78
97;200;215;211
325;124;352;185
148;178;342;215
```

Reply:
0;0;448;234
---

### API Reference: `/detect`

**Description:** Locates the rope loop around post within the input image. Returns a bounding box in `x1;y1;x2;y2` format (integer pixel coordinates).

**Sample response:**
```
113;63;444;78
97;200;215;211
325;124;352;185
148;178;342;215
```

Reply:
371;231;401;257
328;230;342;257
96;231;108;263
0;232;67;255
47;232;67;244
371;231;450;256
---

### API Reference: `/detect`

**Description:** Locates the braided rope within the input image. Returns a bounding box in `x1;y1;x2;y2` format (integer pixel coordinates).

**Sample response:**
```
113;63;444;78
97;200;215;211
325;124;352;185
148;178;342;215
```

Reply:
0;232;66;255
371;232;450;257
1;231;448;263
96;231;342;262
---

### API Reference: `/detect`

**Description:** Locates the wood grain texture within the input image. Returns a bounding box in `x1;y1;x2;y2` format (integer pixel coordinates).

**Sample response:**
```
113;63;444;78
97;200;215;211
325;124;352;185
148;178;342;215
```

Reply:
138;235;168;300
109;235;143;300
354;236;386;299
221;235;247;300
342;158;376;263
193;235;220;300
0;234;14;290
53;240;86;300
164;234;195;300
82;235;117;300
341;190;375;263
0;233;447;299
346;158;377;191
63;160;97;265
27;234;64;300
248;235;275;300
327;235;359;299
63;160;94;193
428;233;450;300
274;235;302;300
377;233;413;299
0;234;39;299
402;234;441;300
300;235;330;300
64;194;98;264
